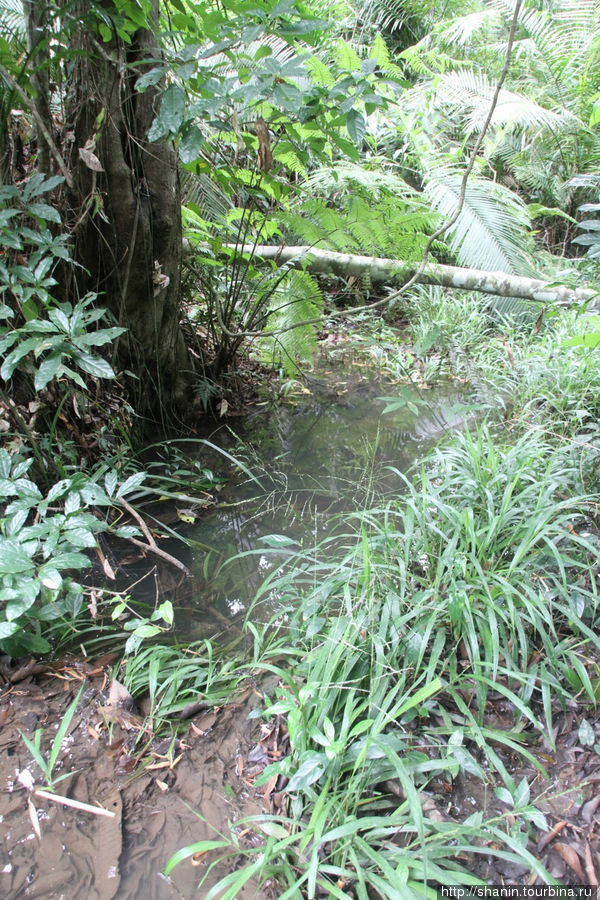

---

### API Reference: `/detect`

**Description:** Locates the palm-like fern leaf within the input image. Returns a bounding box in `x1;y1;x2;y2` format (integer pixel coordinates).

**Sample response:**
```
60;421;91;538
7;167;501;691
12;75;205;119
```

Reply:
0;0;25;44
427;69;579;134
423;165;536;275
436;9;501;47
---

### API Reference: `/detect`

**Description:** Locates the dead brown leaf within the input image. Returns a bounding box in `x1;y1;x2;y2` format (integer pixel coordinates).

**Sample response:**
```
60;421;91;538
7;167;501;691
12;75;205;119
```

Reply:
260;773;279;808
554;842;585;881
256;117;272;172
78;146;103;172
189;710;217;734
537;820;567;852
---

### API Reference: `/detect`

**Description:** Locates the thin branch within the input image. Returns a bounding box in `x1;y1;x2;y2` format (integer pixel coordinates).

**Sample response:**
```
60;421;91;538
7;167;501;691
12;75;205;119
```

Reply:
117;496;190;574
0;64;73;187
123;534;190;575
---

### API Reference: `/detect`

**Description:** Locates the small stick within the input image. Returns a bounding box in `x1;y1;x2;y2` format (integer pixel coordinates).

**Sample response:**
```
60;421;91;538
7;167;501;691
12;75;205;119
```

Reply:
125;535;190;575
117;497;190;574
34;789;117;818
118;496;158;548
585;841;598;886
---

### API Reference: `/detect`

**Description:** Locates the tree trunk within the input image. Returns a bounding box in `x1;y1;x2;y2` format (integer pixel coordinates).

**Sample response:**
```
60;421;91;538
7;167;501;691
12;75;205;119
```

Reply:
207;244;598;307
60;1;191;414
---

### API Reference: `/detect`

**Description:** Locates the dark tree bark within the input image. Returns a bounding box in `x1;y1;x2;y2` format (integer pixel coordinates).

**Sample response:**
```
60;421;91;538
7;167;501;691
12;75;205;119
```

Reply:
57;0;191;414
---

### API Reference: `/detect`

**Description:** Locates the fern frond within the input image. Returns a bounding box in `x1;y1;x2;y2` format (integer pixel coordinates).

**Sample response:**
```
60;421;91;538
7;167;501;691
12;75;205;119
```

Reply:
273;146;307;176
430;69;579;134
0;0;25;44
423;166;536;275
304;161;419;199
181;171;233;225
436;9;501;47
257;270;323;375
282;167;440;262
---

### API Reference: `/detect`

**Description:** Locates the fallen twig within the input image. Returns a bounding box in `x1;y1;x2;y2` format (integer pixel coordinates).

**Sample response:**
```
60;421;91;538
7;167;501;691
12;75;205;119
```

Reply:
117;497;190;574
125;535;190;575
34;789;117;818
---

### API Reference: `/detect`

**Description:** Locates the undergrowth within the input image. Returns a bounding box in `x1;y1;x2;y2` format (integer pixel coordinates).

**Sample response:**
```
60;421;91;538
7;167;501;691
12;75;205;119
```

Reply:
161;289;600;896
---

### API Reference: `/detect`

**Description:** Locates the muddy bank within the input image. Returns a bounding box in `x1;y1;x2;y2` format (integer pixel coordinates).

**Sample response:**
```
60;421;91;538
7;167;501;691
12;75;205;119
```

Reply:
0;663;278;899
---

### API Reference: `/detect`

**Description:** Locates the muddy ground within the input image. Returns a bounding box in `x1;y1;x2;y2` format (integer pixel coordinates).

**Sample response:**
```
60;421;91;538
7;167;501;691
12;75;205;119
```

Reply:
1;659;600;898
0;659;276;899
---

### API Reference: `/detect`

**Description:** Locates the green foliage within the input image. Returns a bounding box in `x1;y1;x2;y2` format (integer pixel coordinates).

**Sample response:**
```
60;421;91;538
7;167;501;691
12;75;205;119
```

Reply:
1;295;123;390
0;0;25;44
19;683;85;790
256;270;323;374
571;175;600;260
407;284;494;360
423;166;536;275
165;417;598;892
398;0;600;251
286;165;439;262
0;453;104;654
0;177;124;391
0;450;164;654
123;640;251;724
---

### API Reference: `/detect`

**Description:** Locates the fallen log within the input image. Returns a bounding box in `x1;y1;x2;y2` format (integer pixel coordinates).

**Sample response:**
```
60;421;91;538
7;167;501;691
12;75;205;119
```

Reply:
185;241;598;307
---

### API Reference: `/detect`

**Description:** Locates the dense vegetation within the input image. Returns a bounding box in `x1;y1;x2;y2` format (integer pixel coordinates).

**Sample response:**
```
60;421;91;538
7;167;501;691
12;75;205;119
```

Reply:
1;0;600;895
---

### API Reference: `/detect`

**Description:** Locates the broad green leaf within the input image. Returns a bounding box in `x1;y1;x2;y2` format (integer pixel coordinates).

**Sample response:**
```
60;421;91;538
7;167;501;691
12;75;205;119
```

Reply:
135;66;167;92
40;566;63;590
133;623;161;639
105;470;118;497
0;209;19;227
159;84;186;134
63;526;97;548
286;753;328;791
0;541;35;574
0;621;19;638
346;108;365;146
260;534;298;548
1;336;47;380
116;472;146;498
35;353;63;390
74;351;115;379
27;203;62;224
75;326;125;347
6;595;37;620
156;600;173;626
179;126;204;164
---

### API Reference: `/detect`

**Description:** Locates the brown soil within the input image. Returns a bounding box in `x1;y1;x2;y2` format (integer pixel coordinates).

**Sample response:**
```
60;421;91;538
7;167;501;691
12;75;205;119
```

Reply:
0;661;276;899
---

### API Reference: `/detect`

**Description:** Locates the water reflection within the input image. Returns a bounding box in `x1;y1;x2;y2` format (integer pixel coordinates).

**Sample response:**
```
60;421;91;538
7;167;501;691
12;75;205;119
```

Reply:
177;373;476;637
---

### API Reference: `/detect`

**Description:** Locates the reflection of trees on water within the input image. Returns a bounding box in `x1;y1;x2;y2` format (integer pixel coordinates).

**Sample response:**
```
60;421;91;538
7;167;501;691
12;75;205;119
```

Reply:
184;378;473;635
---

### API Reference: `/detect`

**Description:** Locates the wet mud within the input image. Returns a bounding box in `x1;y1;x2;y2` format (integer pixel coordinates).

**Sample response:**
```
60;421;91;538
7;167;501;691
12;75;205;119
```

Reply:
0;664;275;899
